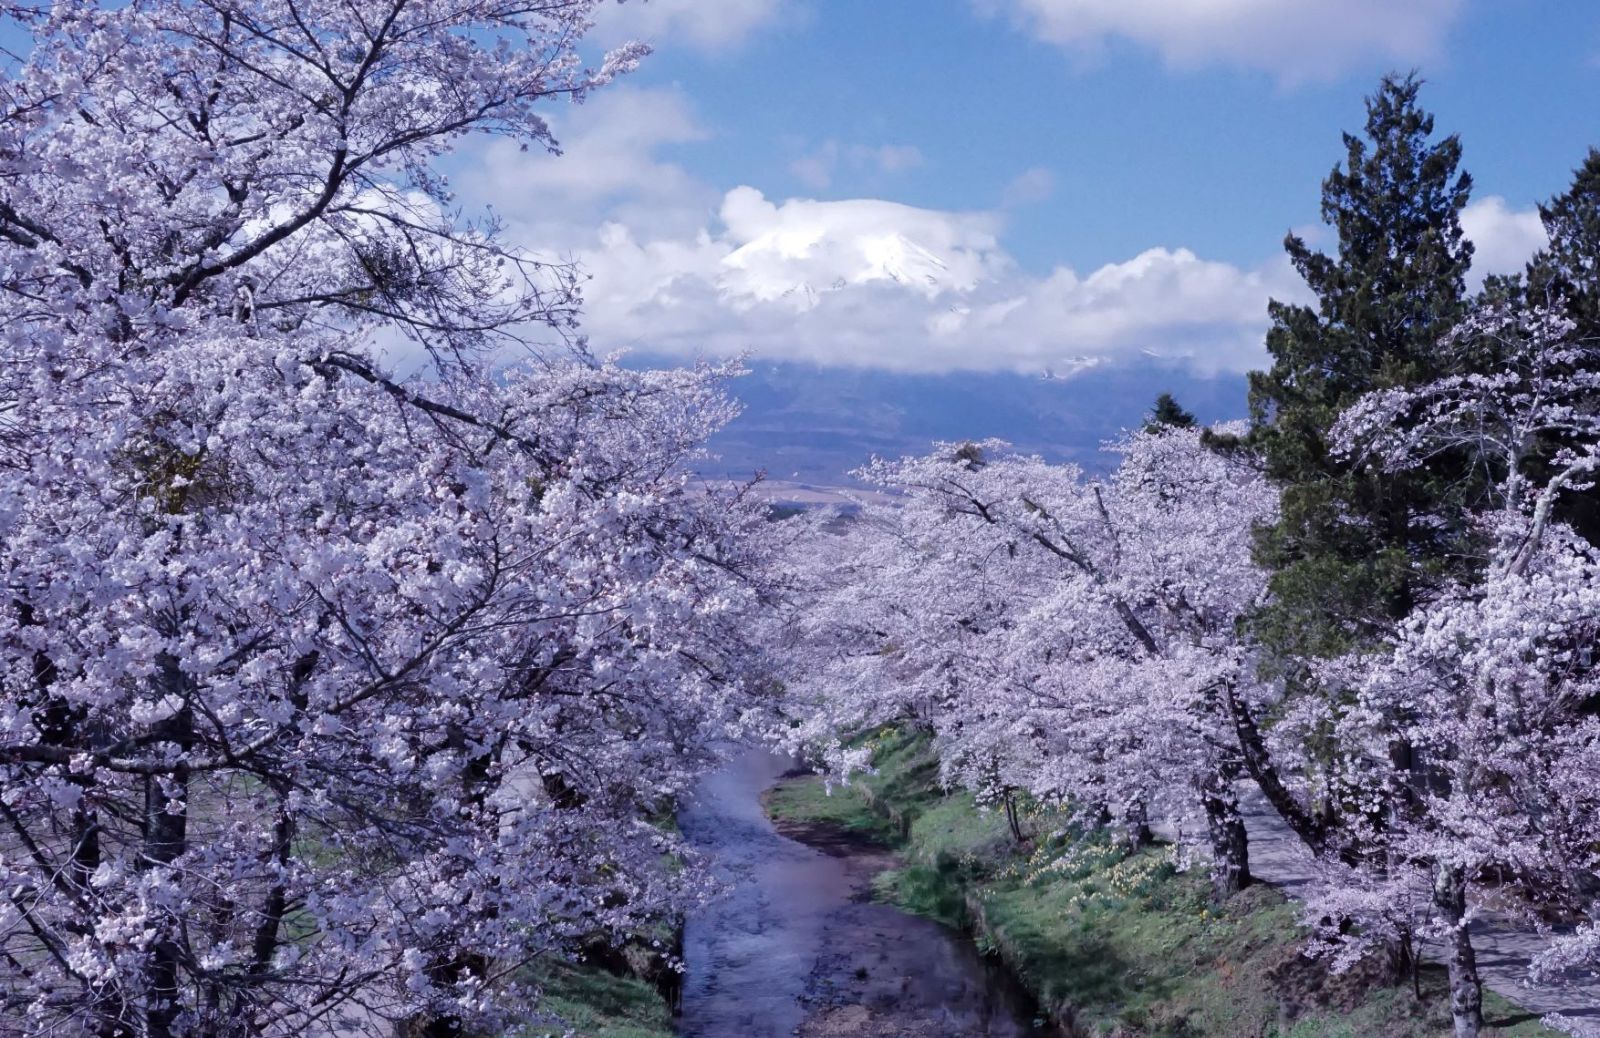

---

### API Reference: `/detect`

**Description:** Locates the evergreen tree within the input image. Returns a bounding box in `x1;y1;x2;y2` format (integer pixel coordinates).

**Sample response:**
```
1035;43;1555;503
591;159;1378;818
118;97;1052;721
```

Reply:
1144;392;1197;432
1527;147;1600;339
1522;149;1600;540
1241;74;1491;1014
1246;72;1479;662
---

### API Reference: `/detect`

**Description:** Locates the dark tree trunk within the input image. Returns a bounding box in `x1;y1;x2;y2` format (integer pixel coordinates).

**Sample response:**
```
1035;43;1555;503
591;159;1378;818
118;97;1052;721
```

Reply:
1201;768;1251;901
407;727;502;1038
1002;789;1025;844
143;654;192;1038
22;600;124;1035
1219;678;1333;856
1434;863;1483;1038
1123;801;1154;850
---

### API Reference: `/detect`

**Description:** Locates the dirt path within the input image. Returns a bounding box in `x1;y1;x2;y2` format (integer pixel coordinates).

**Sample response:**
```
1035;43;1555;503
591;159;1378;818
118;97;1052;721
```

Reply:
1156;786;1600;1032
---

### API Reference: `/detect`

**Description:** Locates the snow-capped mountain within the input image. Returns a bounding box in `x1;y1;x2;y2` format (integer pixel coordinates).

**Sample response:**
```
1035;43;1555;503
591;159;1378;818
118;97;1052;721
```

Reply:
714;188;1001;309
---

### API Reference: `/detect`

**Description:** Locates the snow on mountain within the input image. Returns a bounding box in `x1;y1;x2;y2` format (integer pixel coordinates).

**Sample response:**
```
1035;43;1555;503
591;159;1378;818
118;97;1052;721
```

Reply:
715;187;1003;308
567;187;1306;374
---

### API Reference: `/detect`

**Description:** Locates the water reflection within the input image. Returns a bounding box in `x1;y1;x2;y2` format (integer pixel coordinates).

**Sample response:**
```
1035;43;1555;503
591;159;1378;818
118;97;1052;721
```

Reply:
676;749;1035;1037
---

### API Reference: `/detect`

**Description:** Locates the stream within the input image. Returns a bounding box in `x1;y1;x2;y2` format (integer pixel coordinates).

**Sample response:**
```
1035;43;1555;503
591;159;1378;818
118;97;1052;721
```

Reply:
676;749;1038;1038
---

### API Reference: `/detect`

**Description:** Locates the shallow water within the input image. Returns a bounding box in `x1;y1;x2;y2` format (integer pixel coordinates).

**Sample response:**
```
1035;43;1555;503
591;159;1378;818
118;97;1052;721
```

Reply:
676;749;1036;1038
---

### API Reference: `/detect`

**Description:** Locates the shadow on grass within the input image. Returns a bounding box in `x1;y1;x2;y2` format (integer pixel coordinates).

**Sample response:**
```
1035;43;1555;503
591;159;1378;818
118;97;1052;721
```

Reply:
1487;1013;1543;1027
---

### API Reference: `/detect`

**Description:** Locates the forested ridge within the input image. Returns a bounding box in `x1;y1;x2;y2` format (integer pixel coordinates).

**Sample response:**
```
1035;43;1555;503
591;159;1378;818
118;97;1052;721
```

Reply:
0;1;1597;1036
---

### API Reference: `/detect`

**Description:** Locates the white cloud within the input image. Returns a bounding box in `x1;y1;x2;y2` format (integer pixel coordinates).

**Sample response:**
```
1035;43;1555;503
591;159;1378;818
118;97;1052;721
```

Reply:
563;186;1299;373
591;0;788;52
973;0;1464;82
455;86;1302;375
789;141;839;189
1001;166;1056;207
455;86;716;239
1461;196;1547;288
789;141;926;189
464;87;705;209
868;144;926;174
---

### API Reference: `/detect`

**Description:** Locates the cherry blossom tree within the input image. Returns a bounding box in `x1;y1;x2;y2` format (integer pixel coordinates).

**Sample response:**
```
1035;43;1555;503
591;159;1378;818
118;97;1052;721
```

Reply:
781;303;1600;1036
0;3;781;1037
1321;306;1600;1038
784;426;1286;899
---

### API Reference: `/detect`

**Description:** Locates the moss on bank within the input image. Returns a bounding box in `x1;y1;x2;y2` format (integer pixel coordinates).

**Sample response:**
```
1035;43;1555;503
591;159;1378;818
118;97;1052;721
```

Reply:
518;960;675;1038
766;727;1557;1038
512;810;684;1037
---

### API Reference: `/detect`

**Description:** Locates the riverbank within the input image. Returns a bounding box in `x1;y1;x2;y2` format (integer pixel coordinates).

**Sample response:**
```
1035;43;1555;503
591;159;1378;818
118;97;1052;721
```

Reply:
763;727;1559;1038
675;747;1035;1037
524;960;676;1038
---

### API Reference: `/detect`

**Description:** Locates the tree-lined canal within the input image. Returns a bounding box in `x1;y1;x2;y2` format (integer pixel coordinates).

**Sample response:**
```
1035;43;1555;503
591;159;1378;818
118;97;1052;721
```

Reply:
676;750;1034;1037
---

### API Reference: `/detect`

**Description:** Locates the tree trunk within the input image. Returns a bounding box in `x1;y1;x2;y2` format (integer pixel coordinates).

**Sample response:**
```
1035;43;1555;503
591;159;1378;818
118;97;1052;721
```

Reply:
1123;801;1154;850
143;654;192;1038
24;600;123;1035
407;728;503;1038
1218;678;1331;856
1434;863;1482;1038
1002;788;1025;844
1201;769;1251;901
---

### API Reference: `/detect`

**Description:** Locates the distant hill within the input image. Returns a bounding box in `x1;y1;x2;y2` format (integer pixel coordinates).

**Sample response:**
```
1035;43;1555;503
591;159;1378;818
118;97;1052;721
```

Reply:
658;357;1250;484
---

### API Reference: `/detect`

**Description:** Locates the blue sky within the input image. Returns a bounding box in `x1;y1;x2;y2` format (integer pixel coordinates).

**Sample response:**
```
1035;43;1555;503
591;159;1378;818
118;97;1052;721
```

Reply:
616;0;1599;273
448;0;1600;478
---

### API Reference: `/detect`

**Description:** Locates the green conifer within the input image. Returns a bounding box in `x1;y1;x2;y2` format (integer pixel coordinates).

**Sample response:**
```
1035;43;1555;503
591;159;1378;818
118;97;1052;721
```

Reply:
1527;147;1600;338
1144;392;1197;432
1247;72;1478;662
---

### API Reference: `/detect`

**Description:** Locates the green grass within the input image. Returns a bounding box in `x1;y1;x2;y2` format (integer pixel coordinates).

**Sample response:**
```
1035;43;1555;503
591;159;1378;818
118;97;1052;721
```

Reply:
517;961;675;1038
763;772;899;843
766;725;1560;1038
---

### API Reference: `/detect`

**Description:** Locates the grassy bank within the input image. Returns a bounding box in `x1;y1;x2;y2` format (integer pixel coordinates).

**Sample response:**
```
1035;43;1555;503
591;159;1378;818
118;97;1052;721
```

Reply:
519;960;675;1038
515;813;684;1038
764;727;1557;1038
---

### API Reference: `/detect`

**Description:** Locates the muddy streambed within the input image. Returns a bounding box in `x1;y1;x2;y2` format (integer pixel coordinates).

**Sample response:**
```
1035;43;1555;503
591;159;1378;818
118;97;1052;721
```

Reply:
676;749;1038;1038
